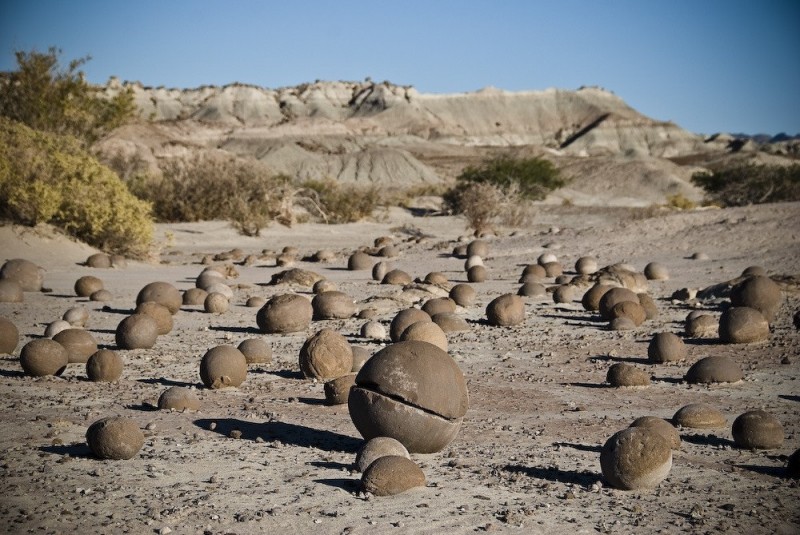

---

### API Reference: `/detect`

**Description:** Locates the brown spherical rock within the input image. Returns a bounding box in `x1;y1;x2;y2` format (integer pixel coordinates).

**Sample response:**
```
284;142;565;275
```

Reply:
537;252;558;265
204;292;230;314
313;249;336;263
372;261;390;281
0;317;20;354
732;410;784;450
421;297;456;316
431;312;471;333
115;314;159;350
63;306;90;327
1;258;43;291
685;313;718;338
351;346;371;372
195;269;224;291
644;262;669;280
355;436;411;472
467;239;489;258
575;256;598;275
86;416;144;460
86;349;123;382
609;317;637;331
719;306;770;344
348;251;374;271
135;301;174;335
90;289;112;302
245;295;266;308
486;294;525;327
237;338;272;364
467;265;487;283
685;356;744;384
600;427;672;490
360;321;387;340
390;308;431;342
110;255;127;268
582;284;612;312
349;340;469;453
630;416;681;450
183;287;208;306
543;261;563;278
20;339;68;376
647;332;687;363
449;284;476;307
157;386;201;411
44;320;71;338
312;279;337;294
256;294;312;334
521;264;547;281
742;265;767;277
324;373;357;405
424;272;449;286
378;245;399;258
74;275;103;298
599;287;640;320
136;282;181;314
610;301;647;326
382;269;412;286
0;279;24;303
731;275;782;323
518;282;546;298
400;321;448;352
553;285;576;304
86;253;112;268
361;455;426;496
199;345;247;389
299;329;353;380
53;328;98;364
673;403;726;429
312;291;357;320
607;363;651;387
635;294;658;321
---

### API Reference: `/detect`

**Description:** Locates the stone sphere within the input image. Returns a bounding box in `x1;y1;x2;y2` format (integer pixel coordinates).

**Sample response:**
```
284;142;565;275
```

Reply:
115;314;159;350
378;245;399;258
543;262;563;278
537;253;557;266
361;455;426;496
299;328;353;380
74;275;103;297
424;272;449;286
355;436;410;472
582;284;612;312
685;356;743;384
348;251;374;271
465;255;484;270
53;328;98;364
245;295;266;308
324;373;357;405
449;284;476;307
521;264;547;281
555;275;573;285
349;341;469;453
637;293;659;320
183;287;208;306
20;339;68;376
741;265;767;277
1;258;43;291
609;317;637;331
382;269;412;285
389;308;431;342
204;282;233;301
110;255;127;268
600;427;672;490
431;313;471;333
204;292;229;314
44;320;71;338
467;239;489;258
313;249;336;263
135;301;174;335
90;289;112;302
421;297;456;316
256;294;312;334
0;316;20;354
644;262;669;280
647;332;686;363
400;321;448;352
690;252;709;260
351;346;371;372
360;321;387;340
63;306;90;327
606;363;650;387
610;301;647;326
599;287;640;320
730;275;782;323
518;282;546;298
86;416;144;460
312;291;356;320
575;256;598;275
136;282;181;314
630;416;681;450
732;410;784;450
553;285;576;304
0;279;24;303
199;345;247;389
195;269;224;291
685;313;718;338
86;349;123;382
486;294;525;327
158;386;201;411
312;279;336;294
86;253;112;268
372;261;390;281
452;244;467;258
237;338;272;364
719;306;770;344
672;403;726;429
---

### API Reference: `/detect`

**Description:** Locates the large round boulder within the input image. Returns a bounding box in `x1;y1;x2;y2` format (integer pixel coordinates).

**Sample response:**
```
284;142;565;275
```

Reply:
256;294;312;334
199;345;247;389
730;275;782;323
600;427;672;490
20;339;68;377
486;294;525;327
136;282;181;314
719;306;770;344
298;328;353;380
0;258;43;291
732;410;783;450
86;416;144;460
312;291;357;320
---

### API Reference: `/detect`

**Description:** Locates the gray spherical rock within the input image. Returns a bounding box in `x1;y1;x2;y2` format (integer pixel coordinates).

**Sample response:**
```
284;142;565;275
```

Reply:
312;279;337;294
553;285;576;304
382;269;413;286
378;245;399;258
86;349;124;382
74;275;104;297
610;301;646;326
421;297;456;317
324;373;357;405
486;294;525;327
90;289;112;302
86;416;144;460
644;262;669;280
609;317;637;331
431;312;471;333
53;328;98;364
20;339;68;376
0;317;20;354
575;256;598;275
522;264;547;281
372;261;390;282
158;386;201;411
647;332;687;363
195;269;224;291
183;287;208;306
600;427;672;490
719;306;770;344
730;276;782;323
389;308;431;342
466;239;489;258
44;319;71;338
0;279;24;303
449;284;476;307
256;294;312;334
136;282;181;314
63;306;90;327
299;329;353;380
607;363;650;387
360;321;387;340
685;313;718;338
518;282;546;298
400;321;448;352
348;251;374;271
543;261;563;278
1;258;43;291
672;403;726;428
237;338;272;364
351;346;371;372
135;301;174;335
424;272;449;286
685;356;744;384
349;341;469;453
599;287;640;320
582;284;612;312
630;416;681;450
361;455;426;496
355;436;411;472
115;314;159;350
245;295;266;308
312;291;357;320
199;345;247;389
86;253;112;268
204;292;230;314
637;293;659;320
537;253;557;266
732;410;783;450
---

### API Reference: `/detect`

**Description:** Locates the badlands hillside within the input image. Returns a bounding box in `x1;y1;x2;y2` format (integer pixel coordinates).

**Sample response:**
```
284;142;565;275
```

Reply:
97;80;798;207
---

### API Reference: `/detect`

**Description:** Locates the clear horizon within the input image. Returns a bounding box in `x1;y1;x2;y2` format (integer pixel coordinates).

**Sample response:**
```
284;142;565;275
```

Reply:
1;0;798;136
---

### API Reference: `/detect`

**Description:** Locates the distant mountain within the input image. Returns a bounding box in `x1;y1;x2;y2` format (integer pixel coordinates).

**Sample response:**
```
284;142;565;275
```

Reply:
730;132;800;143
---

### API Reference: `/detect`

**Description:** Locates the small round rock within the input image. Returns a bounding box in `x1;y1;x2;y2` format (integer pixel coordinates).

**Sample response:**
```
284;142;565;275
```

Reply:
719;306;770;344
53;328;98;364
183;287;208;306
86;349;124;382
644;262;669;280
44;320;72;338
86;253;112;268
389;308;431;342
575;256;598;274
299;329;353;380
348;251;373;271
20;339;68;376
361;321;387;340
630;416;681;450
400;321;448;352
600;427;672;490
86;416;144;460
361;455;426;496
204;292;230;314
199;345;247;389
672;403;726;429
158;386;201;411
685;356;743;384
0;258;43;291
486;294;525;327
355;436;411;472
75;275;104;297
0;279;24;303
518;282;546;298
63;306;90;327
647;332;687;363
732;410;784;450
135;301;174;335
237;338;272;364
0;317;20;354
90;289;112;302
324;373;357;405
116;314;159;350
136;281;182;314
449;284;476;307
312;291;356;320
382;269;412;286
685;313;718;338
256;294;312;334
606;363;650;387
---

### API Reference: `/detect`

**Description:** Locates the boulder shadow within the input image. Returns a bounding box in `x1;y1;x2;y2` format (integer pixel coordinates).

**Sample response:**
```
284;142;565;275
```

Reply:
737;464;787;479
193;418;361;453
589;355;650;365
553;442;602;453
297;397;329;406
126;402;158;412
502;464;597;487
314;477;361;492
681;433;734;448
99;306;135;315
39;443;92;458
308;460;352;470
779;395;800;403
269;369;304;380
0;369;25;378
208;325;261;335
137;377;199;388
561;382;606;389
683;338;721;346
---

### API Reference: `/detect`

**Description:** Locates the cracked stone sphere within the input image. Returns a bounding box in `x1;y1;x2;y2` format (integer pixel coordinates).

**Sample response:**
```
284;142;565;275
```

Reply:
115;314;159;350
136;281;181;314
86;349;124;382
486;294;525;327
732;410;783;450
199;345;247;389
349;340;469;453
20;339;68;377
600;427;672;490
86;416;144;460
256;294;312;334
299;328;353;380
361;455;426;496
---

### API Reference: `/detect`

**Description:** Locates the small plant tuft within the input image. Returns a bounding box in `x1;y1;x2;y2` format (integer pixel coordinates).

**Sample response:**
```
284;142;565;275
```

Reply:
692;164;800;206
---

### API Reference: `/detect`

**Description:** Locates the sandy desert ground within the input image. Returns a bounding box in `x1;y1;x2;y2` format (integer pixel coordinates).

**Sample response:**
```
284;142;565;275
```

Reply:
1;201;799;535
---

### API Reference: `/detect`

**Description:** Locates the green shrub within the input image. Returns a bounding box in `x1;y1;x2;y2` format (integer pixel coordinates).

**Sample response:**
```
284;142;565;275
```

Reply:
302;179;380;223
454;155;564;200
692;164;800;206
0;118;153;257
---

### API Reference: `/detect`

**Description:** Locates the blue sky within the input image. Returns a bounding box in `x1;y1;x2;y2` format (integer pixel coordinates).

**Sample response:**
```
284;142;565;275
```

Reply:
2;0;798;135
